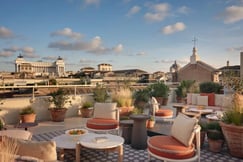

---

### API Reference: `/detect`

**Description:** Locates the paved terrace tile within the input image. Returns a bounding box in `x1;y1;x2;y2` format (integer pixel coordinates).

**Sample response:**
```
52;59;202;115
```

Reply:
26;117;243;162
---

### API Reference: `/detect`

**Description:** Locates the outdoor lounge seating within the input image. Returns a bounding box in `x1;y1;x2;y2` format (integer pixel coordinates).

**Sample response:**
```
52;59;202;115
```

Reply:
86;102;119;134
0;129;32;140
151;97;174;121
147;113;201;162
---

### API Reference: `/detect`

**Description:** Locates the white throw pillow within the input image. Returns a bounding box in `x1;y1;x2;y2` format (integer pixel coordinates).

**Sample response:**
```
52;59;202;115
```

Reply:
197;96;208;106
215;94;224;107
191;93;200;105
93;102;117;119
171;113;197;146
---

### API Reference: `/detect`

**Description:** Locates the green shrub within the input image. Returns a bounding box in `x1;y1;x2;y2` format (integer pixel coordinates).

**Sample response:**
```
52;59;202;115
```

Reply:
82;101;93;109
93;85;109;102
20;106;35;115
199;82;222;93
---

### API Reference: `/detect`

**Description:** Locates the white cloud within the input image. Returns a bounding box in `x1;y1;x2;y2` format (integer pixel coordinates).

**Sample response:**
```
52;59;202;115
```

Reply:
144;3;170;22
3;46;38;58
227;46;243;52
222;5;243;23
51;28;82;39
80;58;96;63
136;51;146;56
3;46;19;52
113;44;123;53
48;36;123;54
0;26;14;39
0;51;13;57
127;6;141;16
84;0;100;6
22;47;35;53
177;6;190;14
42;56;57;60
153;3;170;13
161;22;186;35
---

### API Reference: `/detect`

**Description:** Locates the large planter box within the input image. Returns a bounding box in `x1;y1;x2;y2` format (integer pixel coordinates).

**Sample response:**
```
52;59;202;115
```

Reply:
220;122;243;158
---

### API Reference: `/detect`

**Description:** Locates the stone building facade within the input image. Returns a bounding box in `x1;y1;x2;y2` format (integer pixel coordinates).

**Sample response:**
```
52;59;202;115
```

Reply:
15;54;65;77
178;46;219;83
98;63;112;72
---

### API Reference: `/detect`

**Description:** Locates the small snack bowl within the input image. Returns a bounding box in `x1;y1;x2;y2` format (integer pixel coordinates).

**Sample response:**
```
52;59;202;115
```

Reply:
65;128;88;141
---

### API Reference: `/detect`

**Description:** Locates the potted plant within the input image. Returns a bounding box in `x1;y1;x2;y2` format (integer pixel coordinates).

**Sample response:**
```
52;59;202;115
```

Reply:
93;85;109;102
148;82;170;105
19;106;36;123
175;85;186;103
207;121;224;153
48;88;71;122
80;101;94;118
133;88;151;110
220;94;243;158
111;87;134;117
146;116;155;129
198;120;208;147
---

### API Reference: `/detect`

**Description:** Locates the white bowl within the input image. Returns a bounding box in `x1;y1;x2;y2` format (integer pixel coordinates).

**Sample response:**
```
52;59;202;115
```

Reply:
65;128;88;141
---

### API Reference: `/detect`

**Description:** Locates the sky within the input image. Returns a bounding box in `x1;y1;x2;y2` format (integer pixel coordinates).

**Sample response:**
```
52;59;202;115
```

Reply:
0;0;243;73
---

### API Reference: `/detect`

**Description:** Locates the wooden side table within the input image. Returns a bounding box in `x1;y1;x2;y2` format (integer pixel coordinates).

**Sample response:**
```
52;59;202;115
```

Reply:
173;104;187;116
130;114;149;149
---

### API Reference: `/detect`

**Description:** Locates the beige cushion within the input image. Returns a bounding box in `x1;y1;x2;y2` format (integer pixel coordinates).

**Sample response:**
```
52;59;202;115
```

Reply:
17;139;57;161
197;96;208;106
151;97;159;112
93;102;117;119
191;93;200;105
0;130;32;140
215;94;224;106
171;113;197;147
1;136;57;161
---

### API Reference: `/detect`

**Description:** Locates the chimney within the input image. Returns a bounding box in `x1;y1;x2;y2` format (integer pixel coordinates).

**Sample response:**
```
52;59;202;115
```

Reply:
226;60;229;67
241;52;243;79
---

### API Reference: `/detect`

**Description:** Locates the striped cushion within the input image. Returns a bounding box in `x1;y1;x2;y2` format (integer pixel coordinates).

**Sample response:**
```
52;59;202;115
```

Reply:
155;109;173;117
148;136;195;159
86;118;118;130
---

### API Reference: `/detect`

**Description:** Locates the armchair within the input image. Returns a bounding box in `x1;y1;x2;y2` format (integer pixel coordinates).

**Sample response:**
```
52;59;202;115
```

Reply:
151;97;174;121
147;113;201;162
86;102;119;134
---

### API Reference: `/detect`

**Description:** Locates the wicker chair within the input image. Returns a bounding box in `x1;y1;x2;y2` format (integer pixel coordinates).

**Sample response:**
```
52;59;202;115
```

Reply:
147;113;201;162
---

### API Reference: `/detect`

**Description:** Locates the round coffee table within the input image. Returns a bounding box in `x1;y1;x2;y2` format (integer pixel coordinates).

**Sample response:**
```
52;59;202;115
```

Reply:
52;134;78;160
76;133;124;162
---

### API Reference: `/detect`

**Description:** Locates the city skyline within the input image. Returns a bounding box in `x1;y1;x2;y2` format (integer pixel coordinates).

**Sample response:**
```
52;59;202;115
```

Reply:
0;0;243;73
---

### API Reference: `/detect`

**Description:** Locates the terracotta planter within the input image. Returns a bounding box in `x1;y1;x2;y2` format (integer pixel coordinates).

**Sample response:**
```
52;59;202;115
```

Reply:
146;120;155;128
220;122;243;158
155;97;163;106
80;107;94;118
119;106;134;117
162;98;168;105
208;139;224;153
20;113;36;123
49;108;67;122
